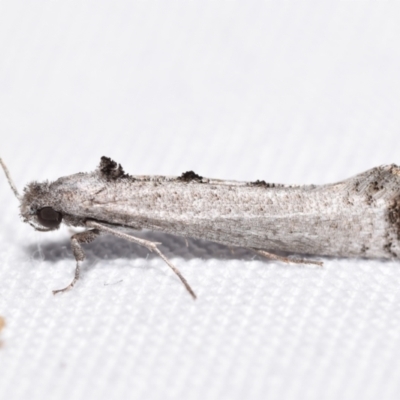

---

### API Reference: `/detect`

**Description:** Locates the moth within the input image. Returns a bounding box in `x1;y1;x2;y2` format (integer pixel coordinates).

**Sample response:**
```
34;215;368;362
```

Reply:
1;156;400;299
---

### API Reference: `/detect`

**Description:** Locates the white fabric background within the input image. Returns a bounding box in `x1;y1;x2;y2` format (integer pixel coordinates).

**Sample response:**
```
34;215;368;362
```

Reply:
1;2;400;400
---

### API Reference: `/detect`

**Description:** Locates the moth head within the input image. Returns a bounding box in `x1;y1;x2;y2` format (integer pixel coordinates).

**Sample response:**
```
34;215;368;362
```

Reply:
0;159;63;232
20;182;63;231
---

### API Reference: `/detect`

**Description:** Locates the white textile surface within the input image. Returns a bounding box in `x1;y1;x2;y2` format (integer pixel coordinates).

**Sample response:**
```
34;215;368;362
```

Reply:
1;2;400;400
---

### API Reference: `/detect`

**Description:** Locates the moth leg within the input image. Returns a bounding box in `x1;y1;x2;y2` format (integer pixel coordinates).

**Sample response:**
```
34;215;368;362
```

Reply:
53;229;100;295
86;220;197;300
251;248;323;267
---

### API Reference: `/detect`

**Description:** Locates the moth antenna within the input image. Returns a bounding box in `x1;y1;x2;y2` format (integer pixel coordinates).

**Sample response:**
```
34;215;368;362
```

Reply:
0;157;21;200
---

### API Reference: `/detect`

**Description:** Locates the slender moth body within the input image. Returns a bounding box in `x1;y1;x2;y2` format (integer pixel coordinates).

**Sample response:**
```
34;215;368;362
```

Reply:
1;156;400;299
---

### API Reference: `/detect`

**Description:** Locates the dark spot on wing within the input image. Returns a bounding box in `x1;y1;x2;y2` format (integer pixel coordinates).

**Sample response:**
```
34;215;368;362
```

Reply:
384;240;397;257
98;156;132;181
178;171;203;182
388;196;400;240
386;195;400;258
249;180;283;188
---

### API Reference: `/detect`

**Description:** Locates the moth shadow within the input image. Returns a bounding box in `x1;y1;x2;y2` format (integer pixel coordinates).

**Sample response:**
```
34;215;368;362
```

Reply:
25;230;260;270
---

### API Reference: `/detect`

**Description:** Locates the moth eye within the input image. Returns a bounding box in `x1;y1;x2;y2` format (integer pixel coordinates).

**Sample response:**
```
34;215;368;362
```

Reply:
37;207;63;229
